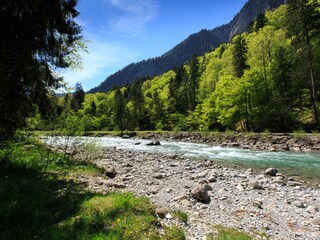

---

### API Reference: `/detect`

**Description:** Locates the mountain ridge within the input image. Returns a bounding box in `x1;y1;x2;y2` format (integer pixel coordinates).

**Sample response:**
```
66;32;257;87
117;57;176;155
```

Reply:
88;0;286;93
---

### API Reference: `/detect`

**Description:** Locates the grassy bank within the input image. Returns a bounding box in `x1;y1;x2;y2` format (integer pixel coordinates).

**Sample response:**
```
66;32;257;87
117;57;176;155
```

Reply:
0;137;185;239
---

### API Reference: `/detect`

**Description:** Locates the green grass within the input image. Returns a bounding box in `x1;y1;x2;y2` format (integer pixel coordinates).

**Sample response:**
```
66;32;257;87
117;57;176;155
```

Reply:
0;137;184;239
208;225;252;240
172;210;188;224
46;192;160;239
164;226;186;240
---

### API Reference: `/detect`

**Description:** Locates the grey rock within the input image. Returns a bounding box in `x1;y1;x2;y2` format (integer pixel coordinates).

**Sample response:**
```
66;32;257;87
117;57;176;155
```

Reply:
122;175;134;181
273;176;285;184
203;184;213;191
191;185;211;203
181;199;192;207
147;140;161;146
104;181;126;189
173;194;188;201
265;168;278;176
105;167;117;178
208;175;217;182
293;201;306;208
249;180;263;190
309;218;320;226
287;181;303;187
155;208;168;219
253;200;263;209
152;173;164;179
306;206;319;213
236;184;245;191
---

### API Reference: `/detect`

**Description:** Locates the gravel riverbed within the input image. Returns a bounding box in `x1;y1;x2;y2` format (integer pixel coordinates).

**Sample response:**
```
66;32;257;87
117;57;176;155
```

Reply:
70;145;320;240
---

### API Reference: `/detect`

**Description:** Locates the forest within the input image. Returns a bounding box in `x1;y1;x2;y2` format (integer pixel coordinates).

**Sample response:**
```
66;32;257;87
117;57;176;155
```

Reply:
26;2;320;134
1;1;320;239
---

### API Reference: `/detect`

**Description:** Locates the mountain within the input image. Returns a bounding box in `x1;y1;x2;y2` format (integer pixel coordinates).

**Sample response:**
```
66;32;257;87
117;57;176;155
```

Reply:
88;0;286;93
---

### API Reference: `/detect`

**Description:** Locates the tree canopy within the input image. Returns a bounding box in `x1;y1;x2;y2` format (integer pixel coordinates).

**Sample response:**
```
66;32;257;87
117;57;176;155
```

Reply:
0;0;82;140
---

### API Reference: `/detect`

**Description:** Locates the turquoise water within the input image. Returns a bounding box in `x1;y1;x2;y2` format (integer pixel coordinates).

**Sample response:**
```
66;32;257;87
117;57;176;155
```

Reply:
46;136;320;180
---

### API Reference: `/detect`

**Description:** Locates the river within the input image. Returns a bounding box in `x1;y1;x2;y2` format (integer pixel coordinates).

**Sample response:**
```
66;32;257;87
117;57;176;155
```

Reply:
44;136;320;180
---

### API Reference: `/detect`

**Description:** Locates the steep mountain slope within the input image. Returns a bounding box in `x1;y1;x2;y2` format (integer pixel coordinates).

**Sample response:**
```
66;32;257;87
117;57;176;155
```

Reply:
89;0;286;93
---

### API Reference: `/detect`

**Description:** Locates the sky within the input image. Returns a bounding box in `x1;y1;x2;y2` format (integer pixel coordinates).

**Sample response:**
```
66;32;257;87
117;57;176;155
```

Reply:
62;0;248;91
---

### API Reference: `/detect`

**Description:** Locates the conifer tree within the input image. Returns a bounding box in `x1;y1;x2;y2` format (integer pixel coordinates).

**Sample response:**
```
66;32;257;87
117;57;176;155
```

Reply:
232;35;248;78
114;89;125;135
189;56;200;111
0;0;82;140
71;82;85;111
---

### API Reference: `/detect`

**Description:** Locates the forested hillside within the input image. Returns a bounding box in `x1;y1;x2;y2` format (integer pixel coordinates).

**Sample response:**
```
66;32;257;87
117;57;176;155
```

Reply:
31;0;320;133
89;0;286;93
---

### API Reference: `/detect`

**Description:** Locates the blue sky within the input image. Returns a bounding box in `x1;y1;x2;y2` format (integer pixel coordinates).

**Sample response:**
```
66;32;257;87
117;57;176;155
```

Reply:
62;0;248;91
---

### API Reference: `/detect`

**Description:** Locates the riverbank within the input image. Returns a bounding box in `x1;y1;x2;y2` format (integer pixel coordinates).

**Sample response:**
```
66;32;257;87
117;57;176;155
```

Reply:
82;131;320;152
138;132;320;152
70;145;320;240
0;140;186;239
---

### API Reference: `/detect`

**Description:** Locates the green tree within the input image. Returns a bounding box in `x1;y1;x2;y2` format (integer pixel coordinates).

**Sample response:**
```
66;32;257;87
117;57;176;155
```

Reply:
71;82;85;112
129;80;144;129
270;45;294;130
285;0;320;125
169;65;189;115
188;55;200;111
114;89;125;134
91;100;97;116
150;91;164;128
254;13;268;32
0;0;82;140
232;35;248;78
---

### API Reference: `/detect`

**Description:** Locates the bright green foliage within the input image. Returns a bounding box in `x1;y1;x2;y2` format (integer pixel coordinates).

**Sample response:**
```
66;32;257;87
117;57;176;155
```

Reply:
164;226;186;240
172;210;188;224
208;225;252;240
29;2;320;133
58;114;84;136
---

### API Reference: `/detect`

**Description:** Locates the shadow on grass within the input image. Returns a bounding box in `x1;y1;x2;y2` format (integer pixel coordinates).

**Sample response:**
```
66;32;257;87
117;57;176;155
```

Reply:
0;158;95;240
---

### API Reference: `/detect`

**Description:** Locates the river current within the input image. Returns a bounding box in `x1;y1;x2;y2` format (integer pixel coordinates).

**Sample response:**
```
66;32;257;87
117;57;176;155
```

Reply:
45;136;320;180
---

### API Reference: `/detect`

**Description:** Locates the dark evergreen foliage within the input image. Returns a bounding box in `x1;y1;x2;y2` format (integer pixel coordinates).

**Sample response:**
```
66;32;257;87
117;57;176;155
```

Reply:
0;0;82;140
188;56;200;111
232;35;248;78
114;89;125;134
71;82;85;111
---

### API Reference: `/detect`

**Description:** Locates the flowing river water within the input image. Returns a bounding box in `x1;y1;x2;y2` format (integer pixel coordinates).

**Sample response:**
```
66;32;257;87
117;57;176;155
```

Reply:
45;136;320;181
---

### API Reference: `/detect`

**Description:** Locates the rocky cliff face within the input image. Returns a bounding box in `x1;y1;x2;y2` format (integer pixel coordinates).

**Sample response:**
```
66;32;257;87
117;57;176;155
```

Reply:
227;0;286;39
89;0;286;93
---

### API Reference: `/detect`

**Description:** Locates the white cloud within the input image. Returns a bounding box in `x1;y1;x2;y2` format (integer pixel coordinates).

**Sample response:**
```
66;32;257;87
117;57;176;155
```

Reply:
106;0;159;35
61;37;139;90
